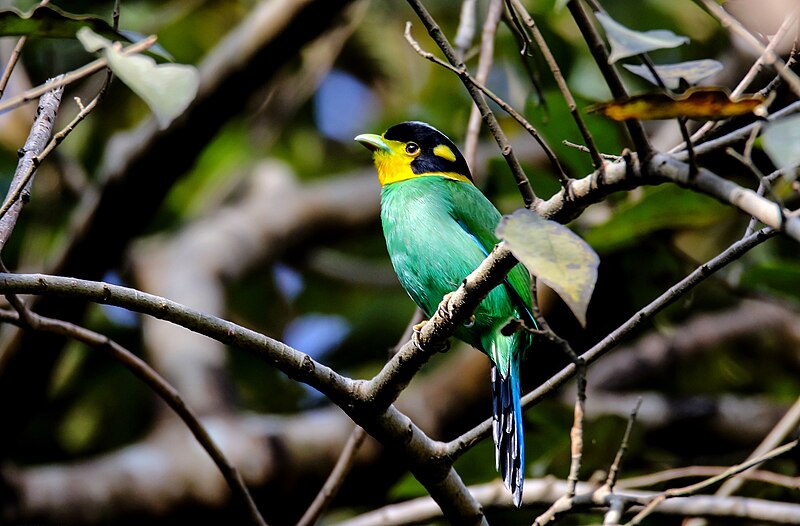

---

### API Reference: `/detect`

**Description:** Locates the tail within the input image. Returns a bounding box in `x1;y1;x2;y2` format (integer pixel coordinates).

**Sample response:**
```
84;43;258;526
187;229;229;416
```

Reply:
491;355;524;507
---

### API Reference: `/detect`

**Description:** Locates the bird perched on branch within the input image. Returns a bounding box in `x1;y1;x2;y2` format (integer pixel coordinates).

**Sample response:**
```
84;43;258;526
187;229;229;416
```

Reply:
355;121;534;507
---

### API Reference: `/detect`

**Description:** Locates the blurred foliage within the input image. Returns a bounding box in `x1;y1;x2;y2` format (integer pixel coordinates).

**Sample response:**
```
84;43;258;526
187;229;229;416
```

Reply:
0;0;798;523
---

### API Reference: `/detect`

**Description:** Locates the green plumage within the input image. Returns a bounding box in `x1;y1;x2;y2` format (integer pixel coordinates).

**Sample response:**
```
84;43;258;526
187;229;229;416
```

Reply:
381;177;532;375
357;121;532;507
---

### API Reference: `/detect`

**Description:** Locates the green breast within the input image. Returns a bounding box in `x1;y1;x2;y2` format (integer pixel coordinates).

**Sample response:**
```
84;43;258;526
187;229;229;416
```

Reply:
380;176;530;353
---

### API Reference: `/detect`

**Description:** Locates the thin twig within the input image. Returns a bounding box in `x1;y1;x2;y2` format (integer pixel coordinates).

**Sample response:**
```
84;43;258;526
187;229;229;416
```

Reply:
671;9;799;152
405;0;539;206
605;397;642;491
0;35;156;116
443;227;777;459
404;22;569;188
296;426;367;526
463;0;504;170
619;465;800;491
566;363;586;498
510;0;605;175
0;37;28;100
698;0;800;98
625;439;799;525
713;395;800;497
0;305;268;526
567;0;652;159
0;81;64;252
562;140;621;160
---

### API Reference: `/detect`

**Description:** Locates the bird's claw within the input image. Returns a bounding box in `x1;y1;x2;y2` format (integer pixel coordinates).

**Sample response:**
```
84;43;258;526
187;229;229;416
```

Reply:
411;320;428;351
411;319;450;353
436;292;455;320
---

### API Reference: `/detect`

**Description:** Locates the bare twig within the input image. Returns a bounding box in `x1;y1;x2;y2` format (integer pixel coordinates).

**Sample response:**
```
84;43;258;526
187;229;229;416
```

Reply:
0;37;28;100
509;0;605;174
620;466;800;491
625;439;799;525
711;395;800;497
605;398;642;491
566;367;586;498
563;140;621;160
405;0;539;205
296;426;367;526
698;0;800;98
0;36;156;117
404;22;570;188
567;0;652;158
673;10;799;152
0;81;64;252
0;306;268;526
463;0;503;170
444;227;777;459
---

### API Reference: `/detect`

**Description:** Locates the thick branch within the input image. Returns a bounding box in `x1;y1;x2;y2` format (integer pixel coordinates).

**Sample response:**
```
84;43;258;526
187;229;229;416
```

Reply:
0;273;486;525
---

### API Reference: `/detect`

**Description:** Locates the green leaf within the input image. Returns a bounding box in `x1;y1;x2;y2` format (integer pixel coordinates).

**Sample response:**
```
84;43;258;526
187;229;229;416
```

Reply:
623;59;723;90
77;27;199;129
0;5;124;40
596;11;689;63
762;113;800;171
583;185;730;252
497;209;599;327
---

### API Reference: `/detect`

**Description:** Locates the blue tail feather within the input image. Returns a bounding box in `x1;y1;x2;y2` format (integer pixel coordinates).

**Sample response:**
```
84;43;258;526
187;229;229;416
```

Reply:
490;356;524;507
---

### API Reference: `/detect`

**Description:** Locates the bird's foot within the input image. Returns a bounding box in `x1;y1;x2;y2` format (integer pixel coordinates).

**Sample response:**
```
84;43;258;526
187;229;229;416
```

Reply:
411;319;428;351
436;292;455;320
411;319;450;353
436;291;475;327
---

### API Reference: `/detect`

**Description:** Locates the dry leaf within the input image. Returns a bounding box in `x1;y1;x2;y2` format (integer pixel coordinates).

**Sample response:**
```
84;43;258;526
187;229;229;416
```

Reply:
587;87;765;121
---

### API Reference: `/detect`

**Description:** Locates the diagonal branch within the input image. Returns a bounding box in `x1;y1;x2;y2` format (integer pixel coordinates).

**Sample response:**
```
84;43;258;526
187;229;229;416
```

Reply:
405;0;538;206
698;0;800;98
444;226;776;458
566;0;652;158
0;272;486;525
0;82;63;251
0;307;267;526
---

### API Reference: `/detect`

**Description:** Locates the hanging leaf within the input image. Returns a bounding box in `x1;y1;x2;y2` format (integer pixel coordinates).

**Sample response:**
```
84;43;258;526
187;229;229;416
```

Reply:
496;209;599;327
0;5;124;40
762;113;800;171
623;59;723;90
77;27;199;130
587;87;765;121
596;11;689;63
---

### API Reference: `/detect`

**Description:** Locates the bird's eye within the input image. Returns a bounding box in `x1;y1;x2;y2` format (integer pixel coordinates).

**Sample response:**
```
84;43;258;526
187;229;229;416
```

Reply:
405;142;420;155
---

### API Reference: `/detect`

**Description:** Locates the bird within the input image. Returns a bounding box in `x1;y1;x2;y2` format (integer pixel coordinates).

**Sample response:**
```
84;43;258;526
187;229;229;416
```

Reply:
355;121;534;507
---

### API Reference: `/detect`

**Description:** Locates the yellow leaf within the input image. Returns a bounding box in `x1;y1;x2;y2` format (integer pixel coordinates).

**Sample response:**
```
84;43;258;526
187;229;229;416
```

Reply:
496;209;599;327
587;87;765;121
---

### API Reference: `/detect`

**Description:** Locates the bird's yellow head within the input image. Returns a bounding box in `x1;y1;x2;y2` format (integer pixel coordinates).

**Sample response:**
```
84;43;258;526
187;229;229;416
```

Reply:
355;121;473;187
